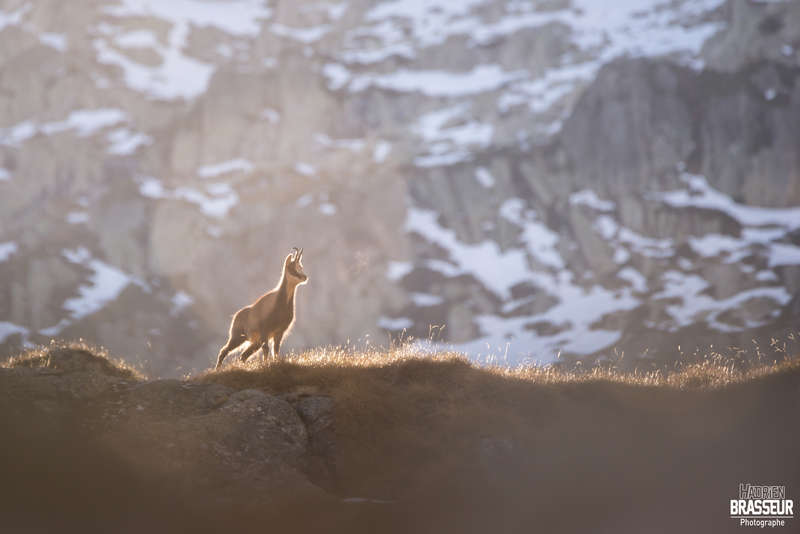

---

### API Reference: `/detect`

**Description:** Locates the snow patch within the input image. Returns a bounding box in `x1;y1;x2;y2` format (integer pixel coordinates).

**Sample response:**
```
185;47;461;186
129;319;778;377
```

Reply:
171;291;194;315
2;110;127;146
322;62;351;90
319;202;337;216
0;4;31;31
39;32;67;51
406;206;530;300
138;176;169;198
105;0;270;36
295;194;313;208
570;189;615;211
138;176;238;217
260;108;280;123
755;270;778;282
198;158;254;178
655;173;800;229
96;0;270;100
474;167;495;188
270;23;329;43
652;270;791;332
363;0;487;50
0;121;36;146
594;216;674;259
655;173;800;270
386;260;413;281
314;133;365;152
411;292;444;306
414;104;493;167
115;29;160;49
0;241;18;262
768;243;800;268
42;108;127;137
93;36;214;101
455;269;640;363
373;141;392;163
107;128;152;155
295;162;316;176
0;322;28;344
378;316;413;330
349;65;526;96
175;183;238;217
66;212;90;224
41;247;137;336
618;267;648;293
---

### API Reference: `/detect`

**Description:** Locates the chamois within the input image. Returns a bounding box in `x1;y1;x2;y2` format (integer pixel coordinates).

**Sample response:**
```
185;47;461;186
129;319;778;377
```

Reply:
215;247;308;369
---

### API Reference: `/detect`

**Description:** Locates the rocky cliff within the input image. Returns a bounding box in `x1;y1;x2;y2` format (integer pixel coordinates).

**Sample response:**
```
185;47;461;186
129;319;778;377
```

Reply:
1;0;799;374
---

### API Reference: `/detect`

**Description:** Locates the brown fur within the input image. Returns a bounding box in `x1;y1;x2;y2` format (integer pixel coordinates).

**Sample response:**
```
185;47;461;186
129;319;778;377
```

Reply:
215;248;308;369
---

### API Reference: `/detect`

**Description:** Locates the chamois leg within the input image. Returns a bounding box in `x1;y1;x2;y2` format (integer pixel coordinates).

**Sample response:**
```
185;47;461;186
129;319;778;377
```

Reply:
273;335;283;359
238;342;260;364
260;342;271;363
216;333;246;370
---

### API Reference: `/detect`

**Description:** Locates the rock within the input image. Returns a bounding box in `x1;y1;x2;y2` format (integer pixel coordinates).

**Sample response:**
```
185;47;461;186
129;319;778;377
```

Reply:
294;395;334;434
0;347;137;400
563;58;800;208
1;347;332;506
100;383;319;503
697;64;800;207
561;59;694;195
286;394;338;490
703;0;800;73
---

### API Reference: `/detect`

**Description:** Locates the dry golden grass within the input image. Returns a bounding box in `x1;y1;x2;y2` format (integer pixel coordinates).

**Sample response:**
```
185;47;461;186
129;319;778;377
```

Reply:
196;341;800;391
3;339;144;380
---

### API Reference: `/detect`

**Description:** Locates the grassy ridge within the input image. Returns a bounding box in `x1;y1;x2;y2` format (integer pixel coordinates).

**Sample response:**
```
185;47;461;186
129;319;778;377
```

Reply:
2;343;799;533
198;347;800;532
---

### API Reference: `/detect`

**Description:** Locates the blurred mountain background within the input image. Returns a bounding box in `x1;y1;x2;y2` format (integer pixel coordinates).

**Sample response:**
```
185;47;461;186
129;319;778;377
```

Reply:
1;0;799;376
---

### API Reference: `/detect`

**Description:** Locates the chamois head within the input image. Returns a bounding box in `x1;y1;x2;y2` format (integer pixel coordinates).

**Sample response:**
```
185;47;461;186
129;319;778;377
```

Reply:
284;247;308;285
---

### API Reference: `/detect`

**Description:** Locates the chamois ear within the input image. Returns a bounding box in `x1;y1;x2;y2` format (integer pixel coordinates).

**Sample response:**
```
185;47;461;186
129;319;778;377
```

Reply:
284;253;294;267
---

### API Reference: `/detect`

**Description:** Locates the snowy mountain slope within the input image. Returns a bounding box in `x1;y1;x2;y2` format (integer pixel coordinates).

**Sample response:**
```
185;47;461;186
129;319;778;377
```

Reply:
0;0;798;372
400;169;799;364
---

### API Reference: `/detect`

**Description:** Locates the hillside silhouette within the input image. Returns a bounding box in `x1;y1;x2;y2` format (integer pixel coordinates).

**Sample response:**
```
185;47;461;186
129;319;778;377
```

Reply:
1;341;798;533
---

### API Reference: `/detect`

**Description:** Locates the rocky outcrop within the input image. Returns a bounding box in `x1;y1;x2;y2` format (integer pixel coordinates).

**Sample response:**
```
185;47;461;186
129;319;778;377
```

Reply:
703;0;800;73
561;58;800;207
0;346;336;504
561;59;694;196
101;384;323;504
